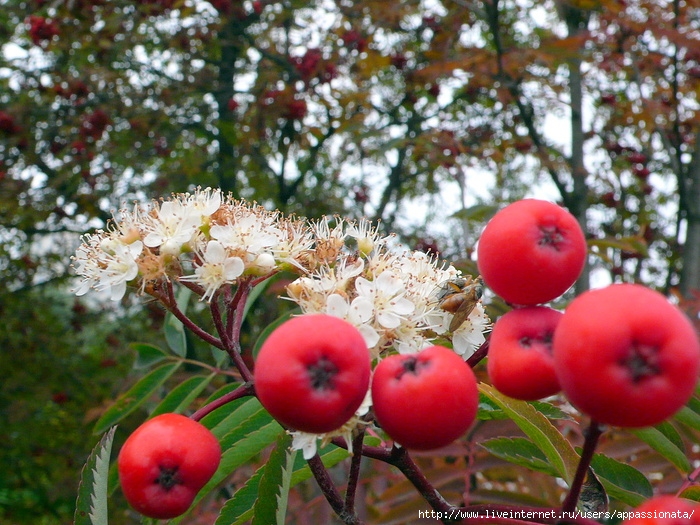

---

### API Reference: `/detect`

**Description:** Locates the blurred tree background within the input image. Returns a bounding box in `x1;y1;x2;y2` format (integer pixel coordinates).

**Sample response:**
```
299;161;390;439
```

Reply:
0;0;698;522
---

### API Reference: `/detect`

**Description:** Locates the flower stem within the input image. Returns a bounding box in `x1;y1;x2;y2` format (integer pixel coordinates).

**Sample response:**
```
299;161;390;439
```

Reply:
344;428;366;513
561;420;604;513
190;382;255;422
467;337;490;368
307;453;364;525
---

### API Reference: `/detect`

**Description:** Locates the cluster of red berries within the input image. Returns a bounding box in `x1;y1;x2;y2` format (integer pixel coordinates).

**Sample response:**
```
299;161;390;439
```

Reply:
117;198;700;520
479;199;699;430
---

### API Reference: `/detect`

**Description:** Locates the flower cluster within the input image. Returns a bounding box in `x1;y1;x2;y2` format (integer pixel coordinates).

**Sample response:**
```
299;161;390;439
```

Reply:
72;188;313;301
72;188;490;458
286;219;489;359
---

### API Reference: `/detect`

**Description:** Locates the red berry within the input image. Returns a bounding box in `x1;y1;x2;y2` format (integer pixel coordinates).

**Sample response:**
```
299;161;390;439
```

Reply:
477;199;587;305
487;306;562;400
372;345;479;450
553;284;700;427
621;495;700;525
254;314;371;434
118;414;221;519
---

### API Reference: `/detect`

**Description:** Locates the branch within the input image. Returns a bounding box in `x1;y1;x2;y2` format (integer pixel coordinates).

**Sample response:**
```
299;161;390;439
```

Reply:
561;420;604;513
307;454;364;525
190;382;255;422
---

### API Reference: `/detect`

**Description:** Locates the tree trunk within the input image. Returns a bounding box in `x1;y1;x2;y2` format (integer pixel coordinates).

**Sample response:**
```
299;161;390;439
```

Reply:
679;136;700;296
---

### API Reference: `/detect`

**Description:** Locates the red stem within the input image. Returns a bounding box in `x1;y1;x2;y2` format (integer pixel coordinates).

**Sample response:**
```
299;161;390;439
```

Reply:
190;382;255;422
561;420;604;513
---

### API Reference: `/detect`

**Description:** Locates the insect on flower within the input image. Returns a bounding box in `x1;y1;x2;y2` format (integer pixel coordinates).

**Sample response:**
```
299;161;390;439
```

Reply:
436;275;484;332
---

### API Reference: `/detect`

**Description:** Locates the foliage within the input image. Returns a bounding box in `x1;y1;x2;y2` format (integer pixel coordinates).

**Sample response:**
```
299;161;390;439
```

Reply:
1;0;700;522
0;285;164;524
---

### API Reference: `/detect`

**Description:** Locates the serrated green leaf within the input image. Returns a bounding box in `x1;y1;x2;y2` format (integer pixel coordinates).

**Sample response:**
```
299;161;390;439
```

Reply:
479;384;579;484
215;468;265;525
130;342;168;369
252;433;294;525
207;397;269;441
215;440;349;525
589;454;652;507
182;419;284;517
481;437;558;476
529;400;572;420
630;426;692;474
277;441;296;525
93;362;181;434
477;392;507;420
150;374;215;417
74;427;116;525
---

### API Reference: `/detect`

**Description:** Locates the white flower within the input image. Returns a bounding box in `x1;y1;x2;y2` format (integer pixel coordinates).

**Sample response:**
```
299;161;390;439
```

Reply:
354;271;415;329
73;234;143;301
290;387;373;459
451;303;489;358
143;200;201;256
345;218;388;256
291;432;321;460
210;214;280;260
181;187;222;217
271;219;314;271
325;293;380;349
179;240;244;301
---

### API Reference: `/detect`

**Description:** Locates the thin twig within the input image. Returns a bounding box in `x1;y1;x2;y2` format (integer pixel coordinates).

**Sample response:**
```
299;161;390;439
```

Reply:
561;420;604;513
190;382;255;422
344;428;366;514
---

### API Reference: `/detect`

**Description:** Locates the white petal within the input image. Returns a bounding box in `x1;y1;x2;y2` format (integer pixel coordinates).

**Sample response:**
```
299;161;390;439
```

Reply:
223;257;245;279
110;280;127;301
348;296;374;324
326;294;349;318
358;324;380;349
377;310;401;329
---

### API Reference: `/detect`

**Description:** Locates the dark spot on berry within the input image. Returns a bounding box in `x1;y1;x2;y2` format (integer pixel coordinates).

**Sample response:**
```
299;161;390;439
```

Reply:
538;225;565;251
621;342;660;383
156;466;182;491
308;356;338;390
519;331;554;354
397;356;430;379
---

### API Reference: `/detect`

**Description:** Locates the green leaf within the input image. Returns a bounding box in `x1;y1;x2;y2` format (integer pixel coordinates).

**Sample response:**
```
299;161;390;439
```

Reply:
164;312;187;358
74;427;116;525
164;286;192;357
630;426;692;474
481;437;558;476
678;485;700;502
479;384;579;484
130;342;168;369
93;362;181;434
252;310;296;359
215;440;352;525
181;418;284;517
675;406;700;431
252;433;295;525
206;397;268;440
589;454;652;507
241;277;273;323
529;401;572;420
215;468;265;525
150;374;215;417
